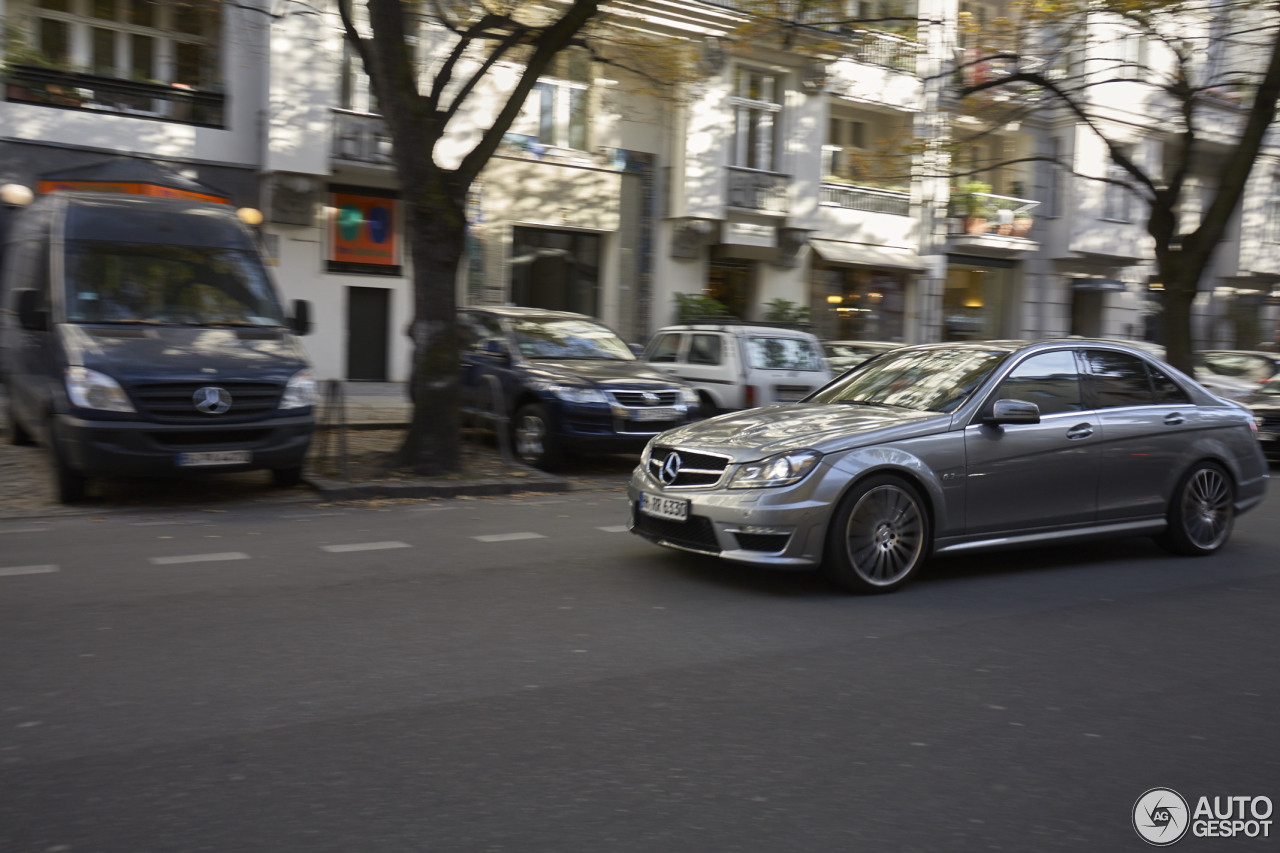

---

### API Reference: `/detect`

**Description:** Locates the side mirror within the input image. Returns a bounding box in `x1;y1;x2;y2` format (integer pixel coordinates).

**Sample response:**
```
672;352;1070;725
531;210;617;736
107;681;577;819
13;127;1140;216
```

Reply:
984;397;1041;426
290;299;312;336
482;338;511;360
628;343;645;357
15;289;48;331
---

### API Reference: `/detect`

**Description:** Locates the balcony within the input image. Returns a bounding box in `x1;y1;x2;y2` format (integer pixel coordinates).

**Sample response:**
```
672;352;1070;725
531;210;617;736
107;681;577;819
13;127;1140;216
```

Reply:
725;166;790;215
332;109;393;166
947;191;1041;257
3;64;224;128
820;183;911;216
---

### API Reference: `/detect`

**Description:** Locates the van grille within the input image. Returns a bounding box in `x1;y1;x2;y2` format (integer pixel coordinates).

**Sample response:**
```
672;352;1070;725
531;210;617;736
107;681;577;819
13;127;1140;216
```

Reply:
130;382;281;423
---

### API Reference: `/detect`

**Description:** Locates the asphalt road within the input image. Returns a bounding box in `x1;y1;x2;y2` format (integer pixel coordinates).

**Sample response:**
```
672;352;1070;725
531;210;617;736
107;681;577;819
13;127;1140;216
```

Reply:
1;482;1277;852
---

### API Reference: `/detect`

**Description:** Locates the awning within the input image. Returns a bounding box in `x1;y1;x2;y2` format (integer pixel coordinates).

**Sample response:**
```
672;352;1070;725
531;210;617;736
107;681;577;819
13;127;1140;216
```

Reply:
811;238;925;272
1070;278;1127;292
37;156;229;203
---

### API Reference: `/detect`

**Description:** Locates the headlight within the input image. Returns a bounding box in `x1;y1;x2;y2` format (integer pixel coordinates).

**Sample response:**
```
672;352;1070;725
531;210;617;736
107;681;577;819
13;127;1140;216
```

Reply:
678;386;699;405
728;450;822;489
280;369;317;409
66;367;135;413
640;436;657;467
549;384;607;404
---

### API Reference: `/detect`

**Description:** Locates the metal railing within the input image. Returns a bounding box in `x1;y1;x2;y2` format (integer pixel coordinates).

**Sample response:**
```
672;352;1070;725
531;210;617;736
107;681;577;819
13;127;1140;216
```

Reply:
725;166;790;214
332;109;394;166
3;64;225;127
820;183;912;216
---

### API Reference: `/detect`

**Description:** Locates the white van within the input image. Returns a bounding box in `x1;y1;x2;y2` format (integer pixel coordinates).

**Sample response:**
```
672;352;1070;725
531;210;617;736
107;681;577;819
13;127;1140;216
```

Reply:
642;322;832;414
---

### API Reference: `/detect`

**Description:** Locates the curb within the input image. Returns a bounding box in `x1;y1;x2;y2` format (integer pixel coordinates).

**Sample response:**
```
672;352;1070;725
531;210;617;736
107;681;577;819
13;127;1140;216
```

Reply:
305;471;571;501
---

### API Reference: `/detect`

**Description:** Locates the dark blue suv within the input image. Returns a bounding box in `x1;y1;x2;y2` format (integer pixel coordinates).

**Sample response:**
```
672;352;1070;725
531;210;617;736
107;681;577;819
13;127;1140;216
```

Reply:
459;307;700;469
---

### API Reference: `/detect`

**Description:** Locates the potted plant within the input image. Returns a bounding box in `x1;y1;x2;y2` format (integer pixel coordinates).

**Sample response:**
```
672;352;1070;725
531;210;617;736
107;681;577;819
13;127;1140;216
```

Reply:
959;180;993;234
1011;210;1033;237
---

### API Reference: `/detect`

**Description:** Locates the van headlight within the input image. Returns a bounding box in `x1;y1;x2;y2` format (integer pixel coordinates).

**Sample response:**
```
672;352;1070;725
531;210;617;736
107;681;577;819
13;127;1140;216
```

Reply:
280;369;317;409
66;367;136;413
728;450;822;489
549;384;607;404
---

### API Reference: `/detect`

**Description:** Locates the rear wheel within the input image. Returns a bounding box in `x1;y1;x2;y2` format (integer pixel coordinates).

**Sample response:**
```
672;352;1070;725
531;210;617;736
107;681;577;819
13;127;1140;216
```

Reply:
513;403;561;470
1159;462;1234;555
824;475;929;594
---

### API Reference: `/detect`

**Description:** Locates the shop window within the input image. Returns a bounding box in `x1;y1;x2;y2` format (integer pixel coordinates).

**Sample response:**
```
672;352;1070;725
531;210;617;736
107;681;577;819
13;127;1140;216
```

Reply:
812;265;906;342
510;226;600;316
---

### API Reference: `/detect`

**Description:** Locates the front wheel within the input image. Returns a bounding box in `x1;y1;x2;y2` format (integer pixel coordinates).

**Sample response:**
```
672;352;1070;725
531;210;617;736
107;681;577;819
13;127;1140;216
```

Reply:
824;475;929;594
1159;462;1234;555
513;403;561;470
50;433;88;504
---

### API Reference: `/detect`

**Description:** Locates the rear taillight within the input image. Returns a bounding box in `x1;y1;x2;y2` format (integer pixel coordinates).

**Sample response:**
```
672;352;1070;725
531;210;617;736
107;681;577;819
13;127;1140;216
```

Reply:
744;385;757;407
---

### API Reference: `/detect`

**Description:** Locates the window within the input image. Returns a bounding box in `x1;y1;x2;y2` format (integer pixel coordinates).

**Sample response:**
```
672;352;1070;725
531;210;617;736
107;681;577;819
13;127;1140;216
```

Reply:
647;334;684;363
744;337;824;371
1081;350;1158;408
731;69;782;172
29;0;219;88
512;48;590;150
995;351;1082;416
823;118;866;180
688;334;723;366
1102;152;1132;222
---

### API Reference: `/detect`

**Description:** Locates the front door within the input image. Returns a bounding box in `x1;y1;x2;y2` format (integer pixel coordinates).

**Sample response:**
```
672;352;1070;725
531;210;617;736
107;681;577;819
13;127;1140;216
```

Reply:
346;287;389;381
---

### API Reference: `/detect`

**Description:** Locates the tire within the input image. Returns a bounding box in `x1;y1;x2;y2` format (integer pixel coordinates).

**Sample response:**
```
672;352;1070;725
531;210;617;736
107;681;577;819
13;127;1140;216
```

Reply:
271;465;304;488
8;410;34;446
1159;462;1235;556
50;434;88;504
697;391;719;418
513;403;561;470
824;475;929;593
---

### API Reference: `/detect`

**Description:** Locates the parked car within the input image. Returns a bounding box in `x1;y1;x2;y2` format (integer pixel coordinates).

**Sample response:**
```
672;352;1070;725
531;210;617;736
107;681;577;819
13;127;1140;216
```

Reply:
458;306;700;469
1198;350;1280;386
642;322;832;414
1243;377;1280;462
822;340;902;374
1125;341;1256;401
628;339;1267;593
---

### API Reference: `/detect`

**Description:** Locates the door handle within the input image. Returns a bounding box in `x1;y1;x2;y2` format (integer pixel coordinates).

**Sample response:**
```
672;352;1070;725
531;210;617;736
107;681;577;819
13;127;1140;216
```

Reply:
1164;413;1186;425
1066;423;1094;439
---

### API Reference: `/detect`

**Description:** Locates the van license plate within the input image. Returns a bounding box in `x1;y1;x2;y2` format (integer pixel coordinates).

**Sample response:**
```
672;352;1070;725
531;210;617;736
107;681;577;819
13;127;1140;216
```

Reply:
640;493;689;522
177;451;253;468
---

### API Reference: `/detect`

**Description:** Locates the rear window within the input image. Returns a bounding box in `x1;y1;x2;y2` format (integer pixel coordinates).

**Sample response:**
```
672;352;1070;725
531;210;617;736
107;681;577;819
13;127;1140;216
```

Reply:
744;336;824;371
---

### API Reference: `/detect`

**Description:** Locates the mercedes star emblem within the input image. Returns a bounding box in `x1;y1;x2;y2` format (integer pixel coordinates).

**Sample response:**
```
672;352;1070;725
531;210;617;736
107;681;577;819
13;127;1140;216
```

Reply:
193;386;233;415
641;391;659;406
660;451;682;485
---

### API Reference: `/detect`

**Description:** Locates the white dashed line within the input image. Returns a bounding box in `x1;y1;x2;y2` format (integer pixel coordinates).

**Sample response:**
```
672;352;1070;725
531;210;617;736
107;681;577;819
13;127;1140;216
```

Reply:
0;564;59;577
597;525;629;533
0;527;53;535
149;552;250;565
473;532;546;543
321;541;412;553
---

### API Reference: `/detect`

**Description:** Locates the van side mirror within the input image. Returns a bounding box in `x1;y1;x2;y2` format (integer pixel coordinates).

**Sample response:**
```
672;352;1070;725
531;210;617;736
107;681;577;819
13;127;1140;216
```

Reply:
290;299;312;336
983;397;1041;426
14;289;48;331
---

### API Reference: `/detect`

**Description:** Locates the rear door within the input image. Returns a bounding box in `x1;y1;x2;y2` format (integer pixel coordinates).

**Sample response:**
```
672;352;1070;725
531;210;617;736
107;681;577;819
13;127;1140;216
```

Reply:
963;349;1101;534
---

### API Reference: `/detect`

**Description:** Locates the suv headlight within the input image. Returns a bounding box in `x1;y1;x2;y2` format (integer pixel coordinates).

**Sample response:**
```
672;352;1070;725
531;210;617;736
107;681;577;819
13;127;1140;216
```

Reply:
549;384;607;404
66;367;135;413
728;450;822;489
678;386;699;405
280;369;317;409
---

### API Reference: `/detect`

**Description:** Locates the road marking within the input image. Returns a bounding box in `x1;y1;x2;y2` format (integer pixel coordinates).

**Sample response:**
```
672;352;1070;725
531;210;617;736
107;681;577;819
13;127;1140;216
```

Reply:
597;525;629;533
321;541;411;553
0;527;53;535
473;532;546;543
149;552;250;565
0;564;59;577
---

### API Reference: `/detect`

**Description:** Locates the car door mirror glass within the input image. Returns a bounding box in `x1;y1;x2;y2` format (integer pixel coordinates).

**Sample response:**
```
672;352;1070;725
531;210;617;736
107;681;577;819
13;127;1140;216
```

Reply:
987;398;1041;425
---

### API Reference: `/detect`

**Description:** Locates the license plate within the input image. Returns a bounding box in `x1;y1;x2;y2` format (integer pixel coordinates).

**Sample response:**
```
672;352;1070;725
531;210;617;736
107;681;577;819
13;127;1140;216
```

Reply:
630;407;680;422
177;450;253;468
639;492;689;522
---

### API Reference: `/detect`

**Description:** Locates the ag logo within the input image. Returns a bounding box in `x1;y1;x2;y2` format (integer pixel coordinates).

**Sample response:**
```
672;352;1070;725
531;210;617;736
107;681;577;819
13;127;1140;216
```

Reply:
1134;788;1190;846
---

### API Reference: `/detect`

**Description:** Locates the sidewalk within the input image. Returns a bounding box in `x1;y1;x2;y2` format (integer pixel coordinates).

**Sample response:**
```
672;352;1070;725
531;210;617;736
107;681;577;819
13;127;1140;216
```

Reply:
316;380;412;428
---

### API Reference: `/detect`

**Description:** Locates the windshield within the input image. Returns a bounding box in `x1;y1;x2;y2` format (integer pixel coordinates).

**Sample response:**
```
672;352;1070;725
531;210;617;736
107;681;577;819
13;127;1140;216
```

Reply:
744;336;825;371
510;318;635;360
64;241;285;327
808;346;1011;413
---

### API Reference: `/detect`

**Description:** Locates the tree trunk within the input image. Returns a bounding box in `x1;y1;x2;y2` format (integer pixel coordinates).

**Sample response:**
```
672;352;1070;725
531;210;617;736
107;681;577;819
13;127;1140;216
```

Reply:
1160;252;1199;375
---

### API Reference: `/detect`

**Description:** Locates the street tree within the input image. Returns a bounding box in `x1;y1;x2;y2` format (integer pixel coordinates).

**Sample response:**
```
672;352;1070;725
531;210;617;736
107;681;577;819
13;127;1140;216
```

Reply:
950;0;1280;372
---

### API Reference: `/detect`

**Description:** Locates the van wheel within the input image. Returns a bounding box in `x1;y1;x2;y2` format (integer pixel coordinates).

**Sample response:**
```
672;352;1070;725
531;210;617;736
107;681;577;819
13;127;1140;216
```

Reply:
271;465;304;488
8;411;33;446
697;392;719;417
823;475;929;594
513;403;561;470
51;438;88;504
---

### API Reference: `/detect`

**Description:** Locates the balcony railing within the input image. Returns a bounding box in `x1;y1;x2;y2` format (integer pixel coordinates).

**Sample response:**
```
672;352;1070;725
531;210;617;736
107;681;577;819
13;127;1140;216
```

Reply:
332;109;394;166
849;30;919;74
725;166;790;215
820;183;911;216
3;64;224;127
949;192;1040;237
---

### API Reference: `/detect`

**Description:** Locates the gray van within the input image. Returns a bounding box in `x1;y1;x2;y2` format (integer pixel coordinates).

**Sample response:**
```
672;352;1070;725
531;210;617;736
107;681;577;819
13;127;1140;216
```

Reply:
1;192;315;502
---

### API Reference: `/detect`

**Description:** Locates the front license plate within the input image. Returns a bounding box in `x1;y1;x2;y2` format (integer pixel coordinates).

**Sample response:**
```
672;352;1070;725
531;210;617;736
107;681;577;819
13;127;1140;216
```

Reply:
630;407;680;422
640;492;689;522
177;450;253;468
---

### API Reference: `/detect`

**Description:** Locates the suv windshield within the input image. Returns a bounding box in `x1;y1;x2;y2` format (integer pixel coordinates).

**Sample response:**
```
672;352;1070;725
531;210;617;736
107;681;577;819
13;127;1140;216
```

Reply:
511;318;635;360
744;336;824;370
64;241;285;326
809;346;1010;413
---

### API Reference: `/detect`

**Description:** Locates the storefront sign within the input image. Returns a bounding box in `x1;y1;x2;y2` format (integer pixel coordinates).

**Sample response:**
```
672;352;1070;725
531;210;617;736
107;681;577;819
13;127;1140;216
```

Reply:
328;189;400;274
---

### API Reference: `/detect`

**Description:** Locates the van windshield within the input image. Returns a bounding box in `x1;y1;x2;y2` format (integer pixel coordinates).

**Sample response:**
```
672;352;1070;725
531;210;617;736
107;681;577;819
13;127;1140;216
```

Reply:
64;241;286;327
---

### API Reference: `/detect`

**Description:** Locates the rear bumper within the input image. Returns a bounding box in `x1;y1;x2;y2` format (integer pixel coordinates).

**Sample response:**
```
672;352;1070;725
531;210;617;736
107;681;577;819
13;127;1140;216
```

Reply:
56;412;313;477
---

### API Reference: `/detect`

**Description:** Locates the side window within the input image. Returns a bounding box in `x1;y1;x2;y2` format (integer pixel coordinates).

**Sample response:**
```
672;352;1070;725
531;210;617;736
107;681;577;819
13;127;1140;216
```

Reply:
646;333;684;363
460;313;506;354
1150;363;1192;404
995;351;1083;416
688;334;722;366
2;240;49;312
1081;350;1154;408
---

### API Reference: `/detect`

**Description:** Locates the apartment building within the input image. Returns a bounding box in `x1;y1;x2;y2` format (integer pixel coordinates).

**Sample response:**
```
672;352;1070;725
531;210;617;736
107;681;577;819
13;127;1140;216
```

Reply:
3;0;1277;383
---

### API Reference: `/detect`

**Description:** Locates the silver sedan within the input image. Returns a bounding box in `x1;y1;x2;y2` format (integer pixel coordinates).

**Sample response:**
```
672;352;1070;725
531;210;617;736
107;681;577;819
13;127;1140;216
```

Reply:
628;339;1269;593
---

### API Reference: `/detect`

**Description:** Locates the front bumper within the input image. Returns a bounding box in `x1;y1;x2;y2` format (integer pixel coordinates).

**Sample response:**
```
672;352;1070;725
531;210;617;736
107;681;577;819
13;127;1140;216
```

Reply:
56;411;314;477
626;467;828;567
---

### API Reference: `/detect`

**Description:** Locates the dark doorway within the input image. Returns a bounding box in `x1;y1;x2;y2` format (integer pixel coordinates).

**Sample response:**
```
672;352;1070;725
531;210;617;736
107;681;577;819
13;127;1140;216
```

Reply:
346;286;390;381
510;226;600;315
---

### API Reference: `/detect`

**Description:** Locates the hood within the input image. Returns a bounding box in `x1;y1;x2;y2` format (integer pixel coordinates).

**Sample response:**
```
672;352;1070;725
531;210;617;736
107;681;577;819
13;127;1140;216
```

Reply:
524;358;685;387
58;324;309;384
654;403;947;459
